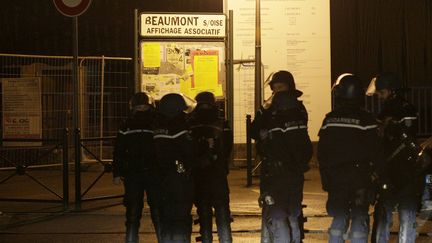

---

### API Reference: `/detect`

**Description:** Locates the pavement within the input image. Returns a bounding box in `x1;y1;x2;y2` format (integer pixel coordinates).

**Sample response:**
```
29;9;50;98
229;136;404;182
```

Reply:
1;167;432;243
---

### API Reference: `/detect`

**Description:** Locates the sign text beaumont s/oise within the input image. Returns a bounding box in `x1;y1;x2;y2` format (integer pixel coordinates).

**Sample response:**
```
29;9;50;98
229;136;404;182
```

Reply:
140;13;226;38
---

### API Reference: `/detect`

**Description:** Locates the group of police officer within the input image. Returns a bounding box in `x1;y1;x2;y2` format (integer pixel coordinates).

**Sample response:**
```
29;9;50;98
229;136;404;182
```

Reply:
113;91;233;243
113;69;430;243
252;70;431;243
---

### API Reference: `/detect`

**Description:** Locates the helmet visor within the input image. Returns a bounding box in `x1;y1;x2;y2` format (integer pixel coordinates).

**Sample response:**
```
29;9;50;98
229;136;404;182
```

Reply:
180;93;197;113
332;73;353;89
366;77;377;96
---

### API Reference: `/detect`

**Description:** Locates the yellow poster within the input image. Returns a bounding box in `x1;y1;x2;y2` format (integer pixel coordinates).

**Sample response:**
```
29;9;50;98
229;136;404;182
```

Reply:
192;50;223;96
180;64;194;97
142;42;161;68
180;79;192;98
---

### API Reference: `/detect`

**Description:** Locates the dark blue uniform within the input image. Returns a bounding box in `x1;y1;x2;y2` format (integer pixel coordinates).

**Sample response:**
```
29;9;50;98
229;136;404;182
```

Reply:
113;110;161;242
154;112;196;243
318;106;380;243
252;95;312;243
189;106;233;243
372;96;422;243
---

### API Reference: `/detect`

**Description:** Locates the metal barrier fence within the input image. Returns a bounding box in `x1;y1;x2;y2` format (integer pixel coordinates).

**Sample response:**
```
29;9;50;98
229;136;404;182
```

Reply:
74;129;122;210
0;54;132;165
0;54;132;209
0;129;69;211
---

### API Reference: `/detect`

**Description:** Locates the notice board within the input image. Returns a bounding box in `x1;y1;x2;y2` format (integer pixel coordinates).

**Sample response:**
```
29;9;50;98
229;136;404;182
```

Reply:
1;77;42;146
140;41;225;100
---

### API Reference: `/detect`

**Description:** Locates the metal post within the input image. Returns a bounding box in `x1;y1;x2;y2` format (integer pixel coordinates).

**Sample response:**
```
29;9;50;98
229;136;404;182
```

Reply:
74;128;81;210
227;10;234;131
99;56;105;159
73;17;79;136
246;114;252;187
72;16;81;211
255;0;262;112
134;9;140;92
62;129;69;211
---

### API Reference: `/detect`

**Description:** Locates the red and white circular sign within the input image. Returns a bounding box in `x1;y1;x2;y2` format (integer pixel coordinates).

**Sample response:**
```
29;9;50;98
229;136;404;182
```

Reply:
53;0;92;17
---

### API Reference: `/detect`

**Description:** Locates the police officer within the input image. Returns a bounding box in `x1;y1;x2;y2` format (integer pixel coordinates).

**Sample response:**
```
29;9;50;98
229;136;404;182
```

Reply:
254;89;312;243
367;72;425;243
113;92;161;243
251;70;309;243
318;74;380;243
154;93;196;243
189;91;233;243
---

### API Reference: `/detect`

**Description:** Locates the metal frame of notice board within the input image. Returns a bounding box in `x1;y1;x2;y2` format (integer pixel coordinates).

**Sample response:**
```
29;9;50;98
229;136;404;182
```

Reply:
134;11;233;123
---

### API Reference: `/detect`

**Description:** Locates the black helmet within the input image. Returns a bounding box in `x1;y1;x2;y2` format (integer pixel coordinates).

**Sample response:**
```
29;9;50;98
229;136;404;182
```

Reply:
366;72;402;96
129;92;151;112
271;91;298;110
158;93;188;118
194;91;217;112
195;91;216;105
332;73;364;100
267;70;303;97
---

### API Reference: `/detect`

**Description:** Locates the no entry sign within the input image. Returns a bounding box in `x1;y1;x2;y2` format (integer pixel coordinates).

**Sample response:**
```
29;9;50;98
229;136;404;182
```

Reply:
53;0;92;17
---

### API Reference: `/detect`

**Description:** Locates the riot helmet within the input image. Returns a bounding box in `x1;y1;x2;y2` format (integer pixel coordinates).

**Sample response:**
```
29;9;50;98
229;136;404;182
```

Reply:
267;70;303;97
158;93;188;119
195;91;217;110
193;91;219;121
332;73;364;107
366;72;403;97
129;92;152;112
195;91;216;105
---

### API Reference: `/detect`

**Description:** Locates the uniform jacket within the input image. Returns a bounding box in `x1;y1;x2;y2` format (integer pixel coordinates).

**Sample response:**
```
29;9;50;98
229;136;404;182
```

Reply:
252;99;312;178
377;96;422;191
188;107;233;175
251;100;308;141
113;110;156;178
153;113;196;175
317;106;380;191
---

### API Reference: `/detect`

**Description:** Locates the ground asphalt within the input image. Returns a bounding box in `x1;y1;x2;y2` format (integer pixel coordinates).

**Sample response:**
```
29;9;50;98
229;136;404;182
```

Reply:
0;167;431;242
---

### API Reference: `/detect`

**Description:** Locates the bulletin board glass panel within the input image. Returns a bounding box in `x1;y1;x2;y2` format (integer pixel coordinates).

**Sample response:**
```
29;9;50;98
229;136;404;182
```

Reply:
140;41;226;100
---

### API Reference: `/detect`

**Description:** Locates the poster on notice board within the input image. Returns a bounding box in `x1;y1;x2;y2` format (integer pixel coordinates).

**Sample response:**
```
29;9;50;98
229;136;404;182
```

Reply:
140;41;225;100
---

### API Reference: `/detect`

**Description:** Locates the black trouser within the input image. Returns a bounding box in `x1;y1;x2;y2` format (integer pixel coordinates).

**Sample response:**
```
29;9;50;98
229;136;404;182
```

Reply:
194;169;232;243
123;173;161;243
371;182;423;243
326;187;371;243
261;175;304;243
159;172;194;243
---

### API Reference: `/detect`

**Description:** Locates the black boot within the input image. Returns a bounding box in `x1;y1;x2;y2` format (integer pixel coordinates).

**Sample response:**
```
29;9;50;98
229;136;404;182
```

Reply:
215;206;232;243
150;206;162;242
197;205;213;243
125;202;142;243
126;224;139;243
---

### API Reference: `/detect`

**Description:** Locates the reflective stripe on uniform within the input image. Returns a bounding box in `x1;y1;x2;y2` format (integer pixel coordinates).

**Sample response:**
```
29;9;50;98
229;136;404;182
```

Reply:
190;124;223;131
350;231;368;239
153;130;189;139
320;123;378;131
399;117;417;123
268;125;307;133
119;129;154;135
328;228;344;236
